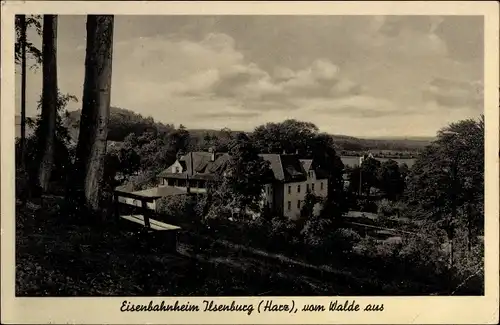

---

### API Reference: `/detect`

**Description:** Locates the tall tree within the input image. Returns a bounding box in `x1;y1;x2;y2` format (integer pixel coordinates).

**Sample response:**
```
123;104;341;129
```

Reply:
206;133;271;220
37;15;58;190
74;15;114;211
19;15;27;169
406;116;484;267
252;119;318;154
377;159;405;200
15;15;42;65
15;15;42;170
307;133;347;218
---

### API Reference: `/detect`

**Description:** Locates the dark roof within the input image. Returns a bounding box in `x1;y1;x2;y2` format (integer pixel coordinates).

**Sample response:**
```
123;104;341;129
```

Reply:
259;154;309;183
259;154;285;181
160;152;327;184
159;172;216;181
280;154;307;182
158;152;230;180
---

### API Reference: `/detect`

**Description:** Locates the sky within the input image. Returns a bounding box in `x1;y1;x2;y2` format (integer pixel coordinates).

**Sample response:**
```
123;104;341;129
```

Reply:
15;15;484;138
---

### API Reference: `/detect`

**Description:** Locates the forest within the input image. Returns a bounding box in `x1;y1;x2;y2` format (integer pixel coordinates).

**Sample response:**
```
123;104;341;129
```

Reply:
15;15;484;296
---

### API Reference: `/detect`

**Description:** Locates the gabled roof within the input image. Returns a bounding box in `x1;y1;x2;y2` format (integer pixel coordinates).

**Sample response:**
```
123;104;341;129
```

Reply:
259;154;308;183
158;152;230;180
160;151;328;183
259;154;285;181
300;159;313;171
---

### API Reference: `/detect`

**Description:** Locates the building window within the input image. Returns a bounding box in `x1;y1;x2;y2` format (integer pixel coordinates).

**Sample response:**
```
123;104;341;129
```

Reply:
312;183;315;191
297;200;301;209
175;167;180;173
297;185;301;193
306;184;310;192
287;201;291;211
309;171;313;178
320;182;324;190
288;186;291;194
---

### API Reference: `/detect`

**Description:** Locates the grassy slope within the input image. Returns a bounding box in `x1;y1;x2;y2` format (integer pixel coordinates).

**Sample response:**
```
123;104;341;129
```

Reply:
16;197;360;296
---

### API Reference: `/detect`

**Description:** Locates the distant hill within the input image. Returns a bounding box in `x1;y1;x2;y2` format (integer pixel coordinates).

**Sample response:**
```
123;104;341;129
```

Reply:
63;107;176;142
18;107;432;152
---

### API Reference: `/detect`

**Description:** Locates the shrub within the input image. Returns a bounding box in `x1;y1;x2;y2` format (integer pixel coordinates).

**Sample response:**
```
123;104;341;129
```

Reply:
398;234;448;277
269;216;301;249
357;199;378;213
16;168;30;201
121;171;157;192
330;228;362;253
377;199;395;218
156;194;202;224
301;218;334;248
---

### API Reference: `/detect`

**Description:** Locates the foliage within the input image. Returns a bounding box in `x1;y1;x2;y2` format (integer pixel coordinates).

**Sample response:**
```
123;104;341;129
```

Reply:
376;198;406;219
15;15;43;67
205;133;271;220
251;119;319;154
330;228;362;253
269;216;301;245
300;190;320;220
155;194;202;224
377;159;405;200
405;116;484;256
301;218;334;248
16;92;77;190
64;107;176;142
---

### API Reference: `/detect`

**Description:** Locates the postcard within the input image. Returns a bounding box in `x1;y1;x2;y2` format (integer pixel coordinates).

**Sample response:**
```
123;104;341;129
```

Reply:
1;1;499;324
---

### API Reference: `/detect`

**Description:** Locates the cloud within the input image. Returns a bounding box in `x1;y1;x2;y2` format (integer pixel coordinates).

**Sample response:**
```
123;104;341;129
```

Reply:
194;110;261;119
166;38;366;111
309;95;399;118
18;16;484;138
369;16;448;57
422;77;483;109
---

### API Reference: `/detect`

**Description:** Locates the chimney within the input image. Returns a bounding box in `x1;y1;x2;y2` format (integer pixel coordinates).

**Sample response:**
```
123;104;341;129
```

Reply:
295;149;299;155
282;149;286;155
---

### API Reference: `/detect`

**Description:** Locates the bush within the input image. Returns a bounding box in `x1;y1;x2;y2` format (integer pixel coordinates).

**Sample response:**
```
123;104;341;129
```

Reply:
377;199;395;218
269;216;301;249
16;168;30;201
330;228;362;253
398;235;448;278
357;199;378;213
121;171;157;192
156;194;202;224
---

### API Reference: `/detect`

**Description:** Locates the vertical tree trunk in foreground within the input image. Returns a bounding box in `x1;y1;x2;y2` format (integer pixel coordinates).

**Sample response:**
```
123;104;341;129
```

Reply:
74;15;114;212
19;15;27;169
38;15;58;191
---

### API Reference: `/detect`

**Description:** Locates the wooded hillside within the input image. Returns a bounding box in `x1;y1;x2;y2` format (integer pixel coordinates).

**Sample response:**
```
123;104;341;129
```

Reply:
53;107;432;152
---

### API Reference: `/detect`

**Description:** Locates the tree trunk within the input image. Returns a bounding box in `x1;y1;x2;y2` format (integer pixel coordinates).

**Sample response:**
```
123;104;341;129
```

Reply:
19;15;27;169
74;15;114;212
37;15;58;191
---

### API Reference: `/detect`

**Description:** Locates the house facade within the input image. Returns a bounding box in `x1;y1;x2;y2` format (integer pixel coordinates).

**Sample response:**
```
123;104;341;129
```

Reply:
157;150;230;194
259;154;328;219
157;151;330;220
